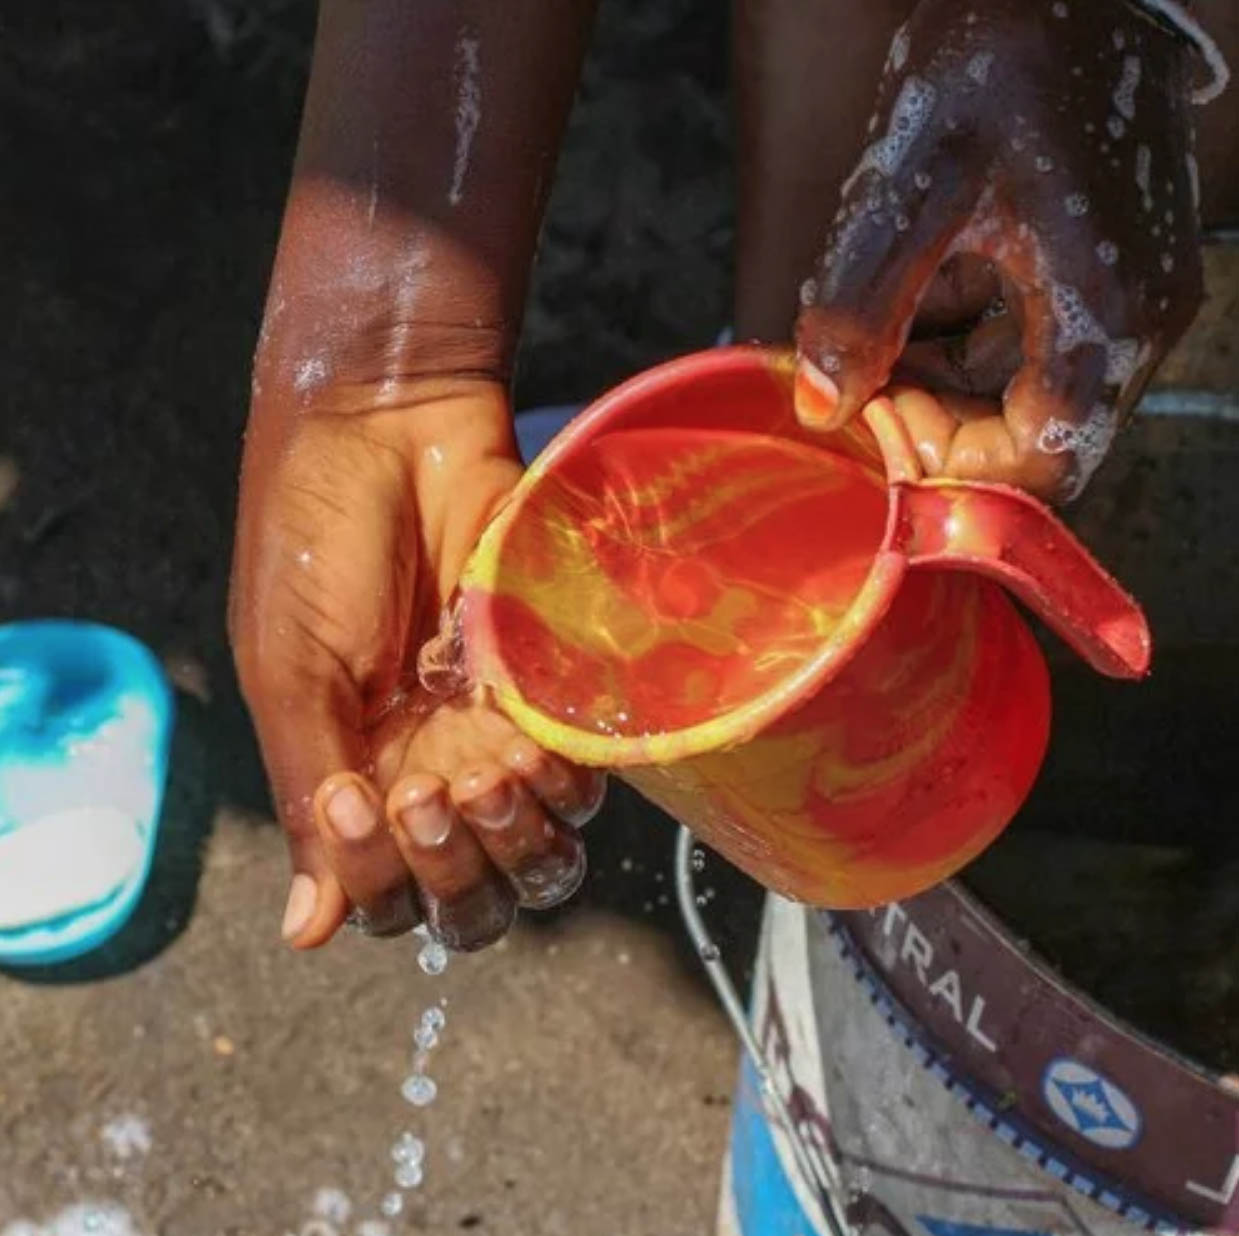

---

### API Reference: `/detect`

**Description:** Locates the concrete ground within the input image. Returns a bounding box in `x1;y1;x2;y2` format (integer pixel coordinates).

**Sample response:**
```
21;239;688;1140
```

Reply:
0;804;744;1236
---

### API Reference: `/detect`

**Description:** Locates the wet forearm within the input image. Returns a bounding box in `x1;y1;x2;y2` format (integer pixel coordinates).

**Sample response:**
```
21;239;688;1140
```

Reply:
252;0;596;420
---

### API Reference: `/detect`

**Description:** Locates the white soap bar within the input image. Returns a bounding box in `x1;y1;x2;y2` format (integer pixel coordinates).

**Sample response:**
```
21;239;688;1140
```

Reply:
0;807;143;931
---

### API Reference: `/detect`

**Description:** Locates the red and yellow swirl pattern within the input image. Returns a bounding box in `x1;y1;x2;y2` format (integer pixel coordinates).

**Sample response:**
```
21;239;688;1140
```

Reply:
457;348;1088;907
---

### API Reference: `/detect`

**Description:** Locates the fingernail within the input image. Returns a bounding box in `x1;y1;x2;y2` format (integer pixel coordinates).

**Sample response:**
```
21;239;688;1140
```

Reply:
794;358;840;427
281;873;318;940
427;877;517;952
559;771;608;829
401;800;453;849
461;781;516;830
512;841;588;910
326;783;376;841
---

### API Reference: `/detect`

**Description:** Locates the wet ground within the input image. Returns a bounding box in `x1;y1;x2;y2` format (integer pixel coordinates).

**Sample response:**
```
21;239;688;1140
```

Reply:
2;1;1238;1232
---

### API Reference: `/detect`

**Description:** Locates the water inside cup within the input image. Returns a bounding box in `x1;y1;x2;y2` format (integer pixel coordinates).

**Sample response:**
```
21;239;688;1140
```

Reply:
478;427;888;738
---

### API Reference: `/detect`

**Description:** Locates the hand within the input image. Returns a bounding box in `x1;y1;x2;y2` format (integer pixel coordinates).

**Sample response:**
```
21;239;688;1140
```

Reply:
229;378;605;952
794;0;1208;501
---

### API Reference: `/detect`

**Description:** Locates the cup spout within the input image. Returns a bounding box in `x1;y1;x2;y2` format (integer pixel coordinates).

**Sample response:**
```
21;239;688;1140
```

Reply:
890;480;1151;680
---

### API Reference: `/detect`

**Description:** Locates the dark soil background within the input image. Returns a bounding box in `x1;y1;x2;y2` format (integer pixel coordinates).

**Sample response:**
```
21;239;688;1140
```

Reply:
2;0;1237;1070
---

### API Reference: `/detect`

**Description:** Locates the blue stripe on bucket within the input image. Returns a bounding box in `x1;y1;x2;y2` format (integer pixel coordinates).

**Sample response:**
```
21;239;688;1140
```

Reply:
917;1217;1053;1236
727;1056;825;1236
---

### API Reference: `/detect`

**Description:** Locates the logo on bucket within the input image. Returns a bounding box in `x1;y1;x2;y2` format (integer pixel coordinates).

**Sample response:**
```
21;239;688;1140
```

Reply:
1041;1058;1142;1150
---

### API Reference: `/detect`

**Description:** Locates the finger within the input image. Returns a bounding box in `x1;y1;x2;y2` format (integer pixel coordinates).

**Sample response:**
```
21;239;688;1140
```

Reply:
882;385;1057;496
235;652;366;950
386;774;517;952
795;75;992;429
981;262;1145;500
501;735;607;829
452;765;587;911
313;772;420;937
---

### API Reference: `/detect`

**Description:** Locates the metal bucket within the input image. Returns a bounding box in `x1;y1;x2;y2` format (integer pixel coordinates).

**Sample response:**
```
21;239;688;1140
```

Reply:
702;373;1239;1236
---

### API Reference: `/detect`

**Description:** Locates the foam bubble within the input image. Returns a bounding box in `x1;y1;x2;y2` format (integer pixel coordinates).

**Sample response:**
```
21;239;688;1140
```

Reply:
890;24;910;72
1049;285;1137;390
1038;404;1119;496
1113;56;1141;121
1096;240;1119;266
1064;194;1090;218
965;52;994;86
1104;337;1140;388
1135;144;1152;198
841;76;937;197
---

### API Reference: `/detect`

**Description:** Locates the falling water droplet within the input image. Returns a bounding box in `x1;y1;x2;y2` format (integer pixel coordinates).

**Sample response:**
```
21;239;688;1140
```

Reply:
690;848;706;873
394;1160;425;1190
401;1074;438;1107
418;939;449;977
699;944;721;963
380;1192;405;1218
392;1132;425;1165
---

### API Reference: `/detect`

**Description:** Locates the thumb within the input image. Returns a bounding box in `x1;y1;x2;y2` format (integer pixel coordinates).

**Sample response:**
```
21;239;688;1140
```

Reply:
793;78;990;430
237;644;366;949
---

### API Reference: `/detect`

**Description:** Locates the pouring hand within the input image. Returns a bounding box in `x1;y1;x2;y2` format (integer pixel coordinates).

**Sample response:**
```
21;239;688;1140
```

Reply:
794;0;1214;501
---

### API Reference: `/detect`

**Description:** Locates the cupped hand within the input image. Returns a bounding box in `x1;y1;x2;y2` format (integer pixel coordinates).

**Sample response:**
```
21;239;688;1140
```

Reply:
795;0;1209;501
229;377;605;951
